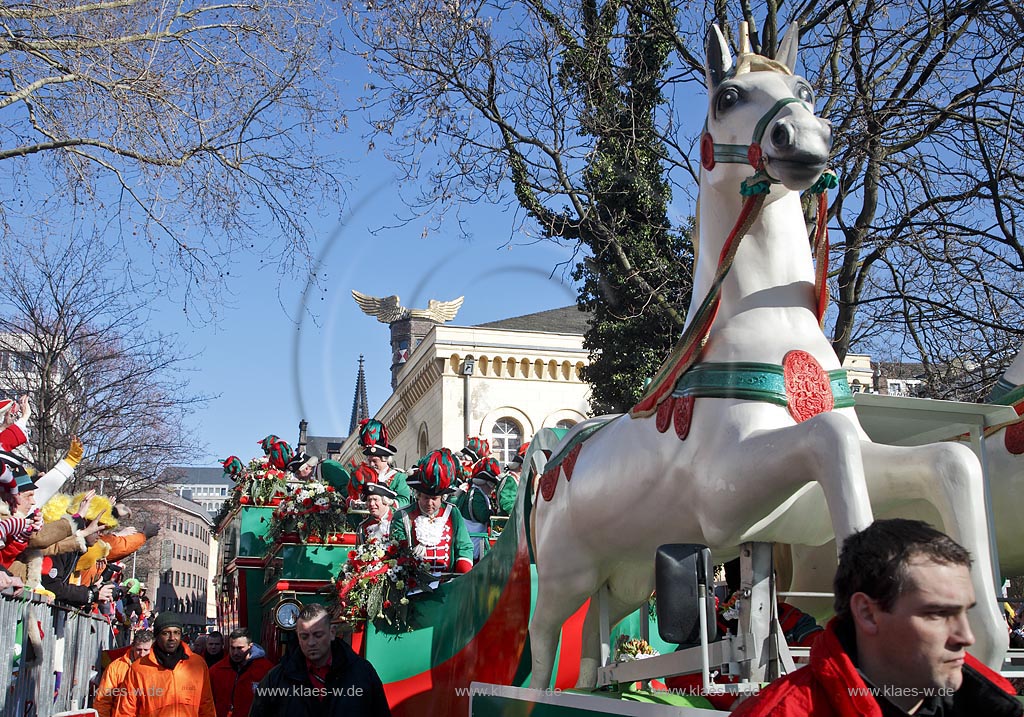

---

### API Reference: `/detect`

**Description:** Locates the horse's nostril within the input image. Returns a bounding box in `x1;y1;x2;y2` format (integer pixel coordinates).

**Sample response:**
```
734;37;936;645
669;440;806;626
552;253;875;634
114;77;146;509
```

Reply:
772;122;794;148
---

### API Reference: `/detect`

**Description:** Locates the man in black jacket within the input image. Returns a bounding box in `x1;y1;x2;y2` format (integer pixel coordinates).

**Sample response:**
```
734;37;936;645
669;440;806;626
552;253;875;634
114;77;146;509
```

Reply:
251;603;391;717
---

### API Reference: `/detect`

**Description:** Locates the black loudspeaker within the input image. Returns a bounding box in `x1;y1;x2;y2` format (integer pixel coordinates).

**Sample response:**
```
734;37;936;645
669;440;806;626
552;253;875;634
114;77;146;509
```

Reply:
655;544;716;646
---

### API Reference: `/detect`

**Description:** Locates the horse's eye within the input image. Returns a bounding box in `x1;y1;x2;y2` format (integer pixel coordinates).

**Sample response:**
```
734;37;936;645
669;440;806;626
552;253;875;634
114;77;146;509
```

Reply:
796;83;815;105
716;87;740;114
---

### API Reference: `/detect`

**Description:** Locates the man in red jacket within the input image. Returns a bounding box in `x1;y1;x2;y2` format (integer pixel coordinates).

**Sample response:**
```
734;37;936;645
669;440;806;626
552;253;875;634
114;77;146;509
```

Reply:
733;519;1021;717
209;628;274;717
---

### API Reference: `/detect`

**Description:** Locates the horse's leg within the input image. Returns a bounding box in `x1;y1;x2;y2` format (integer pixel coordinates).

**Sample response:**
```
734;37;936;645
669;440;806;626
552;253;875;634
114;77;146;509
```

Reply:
575;566;655;688
709;412;875;547
860;441;1008;669
528;549;601;689
784;542;841;621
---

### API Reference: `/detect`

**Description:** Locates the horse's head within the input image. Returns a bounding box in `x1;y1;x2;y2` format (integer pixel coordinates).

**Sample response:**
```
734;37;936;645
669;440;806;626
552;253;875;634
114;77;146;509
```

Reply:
701;22;832;193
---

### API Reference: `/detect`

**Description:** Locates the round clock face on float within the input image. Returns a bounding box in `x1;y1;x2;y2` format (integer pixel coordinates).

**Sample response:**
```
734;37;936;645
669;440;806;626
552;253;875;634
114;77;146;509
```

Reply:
274;600;301;630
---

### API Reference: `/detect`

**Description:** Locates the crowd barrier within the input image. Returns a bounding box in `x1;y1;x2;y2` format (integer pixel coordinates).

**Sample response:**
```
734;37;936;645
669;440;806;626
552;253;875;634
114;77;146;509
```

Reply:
0;589;114;717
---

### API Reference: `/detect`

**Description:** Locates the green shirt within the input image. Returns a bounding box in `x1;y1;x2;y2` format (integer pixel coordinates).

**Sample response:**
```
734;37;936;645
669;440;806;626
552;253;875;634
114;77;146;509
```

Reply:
497;471;520;515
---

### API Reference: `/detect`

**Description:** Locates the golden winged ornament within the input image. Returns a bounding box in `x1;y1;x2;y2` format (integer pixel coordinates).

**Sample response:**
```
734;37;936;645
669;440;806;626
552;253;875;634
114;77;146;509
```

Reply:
351;290;464;324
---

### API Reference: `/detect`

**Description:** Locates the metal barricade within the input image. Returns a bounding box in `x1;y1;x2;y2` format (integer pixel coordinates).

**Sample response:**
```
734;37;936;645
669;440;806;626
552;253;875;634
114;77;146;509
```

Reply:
0;589;114;717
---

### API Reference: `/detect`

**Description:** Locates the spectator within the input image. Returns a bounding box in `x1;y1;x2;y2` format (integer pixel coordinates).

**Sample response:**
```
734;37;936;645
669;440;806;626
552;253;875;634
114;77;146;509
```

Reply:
204;630;225;667
250;603;390;717
0;466;43;569
193;632;208;657
112;612;215;717
0;395;31;453
94;629;154;717
9;489;105;589
210;628;274;717
732;519;1022;717
0;566;23;592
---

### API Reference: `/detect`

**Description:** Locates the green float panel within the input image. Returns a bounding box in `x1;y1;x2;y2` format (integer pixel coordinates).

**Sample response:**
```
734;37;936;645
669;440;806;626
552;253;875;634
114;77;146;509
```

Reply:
274;543;349;581
238;506;276;557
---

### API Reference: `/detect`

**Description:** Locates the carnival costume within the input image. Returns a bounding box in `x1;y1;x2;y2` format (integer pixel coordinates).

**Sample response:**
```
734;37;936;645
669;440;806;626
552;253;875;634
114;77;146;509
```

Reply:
391;450;473;574
496;442;529;515
358;419;412;510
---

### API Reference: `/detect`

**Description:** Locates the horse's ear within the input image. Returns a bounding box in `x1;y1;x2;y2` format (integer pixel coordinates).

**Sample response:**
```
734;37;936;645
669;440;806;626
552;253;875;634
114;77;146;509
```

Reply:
776;22;800;73
706;25;733;89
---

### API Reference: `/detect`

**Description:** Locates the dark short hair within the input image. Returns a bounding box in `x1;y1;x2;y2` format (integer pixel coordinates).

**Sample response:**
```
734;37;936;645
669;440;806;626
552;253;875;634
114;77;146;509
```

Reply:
133;630;154;646
834;519;972;623
297;603;330;624
207;630;223;640
228;628;251;642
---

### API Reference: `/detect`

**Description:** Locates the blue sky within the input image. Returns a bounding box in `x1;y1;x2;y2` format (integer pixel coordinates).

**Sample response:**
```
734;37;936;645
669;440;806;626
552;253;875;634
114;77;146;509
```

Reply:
157;154;584;467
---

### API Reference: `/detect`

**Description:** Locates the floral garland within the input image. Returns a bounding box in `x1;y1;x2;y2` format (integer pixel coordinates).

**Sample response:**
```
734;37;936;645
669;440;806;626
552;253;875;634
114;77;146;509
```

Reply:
269;479;348;542
332;539;435;632
243;456;288;506
613;634;660;662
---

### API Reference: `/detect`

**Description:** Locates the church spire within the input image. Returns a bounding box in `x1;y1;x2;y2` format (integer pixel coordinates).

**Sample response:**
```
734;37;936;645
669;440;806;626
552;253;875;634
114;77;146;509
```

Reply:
349;355;370;435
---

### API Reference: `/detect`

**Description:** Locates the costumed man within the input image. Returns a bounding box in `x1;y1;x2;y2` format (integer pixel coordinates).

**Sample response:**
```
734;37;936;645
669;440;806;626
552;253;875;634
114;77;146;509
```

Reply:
391;449;473;575
358;419;411;510
358;482;397;544
285;450;352;494
458;437;490;481
497;442;529;516
453;457;501;561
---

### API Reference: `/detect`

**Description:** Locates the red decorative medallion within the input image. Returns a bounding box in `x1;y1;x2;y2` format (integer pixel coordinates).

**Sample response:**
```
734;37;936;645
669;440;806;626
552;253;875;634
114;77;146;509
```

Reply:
562;444;582;482
540;467;560;502
700;133;716;170
1005;405;1024;455
656;397;674;433
783;350;834;423
674;395;695;440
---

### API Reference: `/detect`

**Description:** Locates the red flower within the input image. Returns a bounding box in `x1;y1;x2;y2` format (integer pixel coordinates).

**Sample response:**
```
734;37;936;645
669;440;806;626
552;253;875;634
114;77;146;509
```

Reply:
348;551;357;559
383;600;392;609
326;486;335;492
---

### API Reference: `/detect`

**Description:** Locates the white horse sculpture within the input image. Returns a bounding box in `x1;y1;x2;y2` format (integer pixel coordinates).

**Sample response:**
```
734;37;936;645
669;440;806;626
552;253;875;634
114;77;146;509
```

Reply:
525;22;1005;690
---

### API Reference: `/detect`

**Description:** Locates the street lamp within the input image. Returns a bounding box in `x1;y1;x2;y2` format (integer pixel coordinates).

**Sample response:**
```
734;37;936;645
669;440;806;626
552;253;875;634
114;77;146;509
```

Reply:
462;356;475;439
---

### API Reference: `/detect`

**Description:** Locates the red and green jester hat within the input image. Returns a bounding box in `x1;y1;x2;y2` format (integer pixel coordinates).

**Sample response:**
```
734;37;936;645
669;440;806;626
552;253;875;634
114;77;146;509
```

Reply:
357;419;411;510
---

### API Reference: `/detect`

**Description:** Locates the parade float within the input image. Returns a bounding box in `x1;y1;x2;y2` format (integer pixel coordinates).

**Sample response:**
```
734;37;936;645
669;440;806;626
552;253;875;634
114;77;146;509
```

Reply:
213;22;1023;716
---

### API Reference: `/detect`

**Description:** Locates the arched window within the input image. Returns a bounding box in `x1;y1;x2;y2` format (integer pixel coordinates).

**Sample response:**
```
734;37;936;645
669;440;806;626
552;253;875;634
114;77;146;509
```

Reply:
490;418;523;465
418;424;430;457
555;419;577;430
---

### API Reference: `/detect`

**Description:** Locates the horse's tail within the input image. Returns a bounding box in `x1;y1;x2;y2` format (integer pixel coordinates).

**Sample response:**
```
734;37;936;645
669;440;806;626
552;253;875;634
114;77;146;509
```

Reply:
521;419;619;564
520;427;570;565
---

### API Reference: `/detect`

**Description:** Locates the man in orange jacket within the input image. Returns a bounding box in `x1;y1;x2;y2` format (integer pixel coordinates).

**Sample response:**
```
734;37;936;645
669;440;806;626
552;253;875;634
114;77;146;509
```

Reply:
209;628;274;717
94;630;153;717
112;612;215;717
